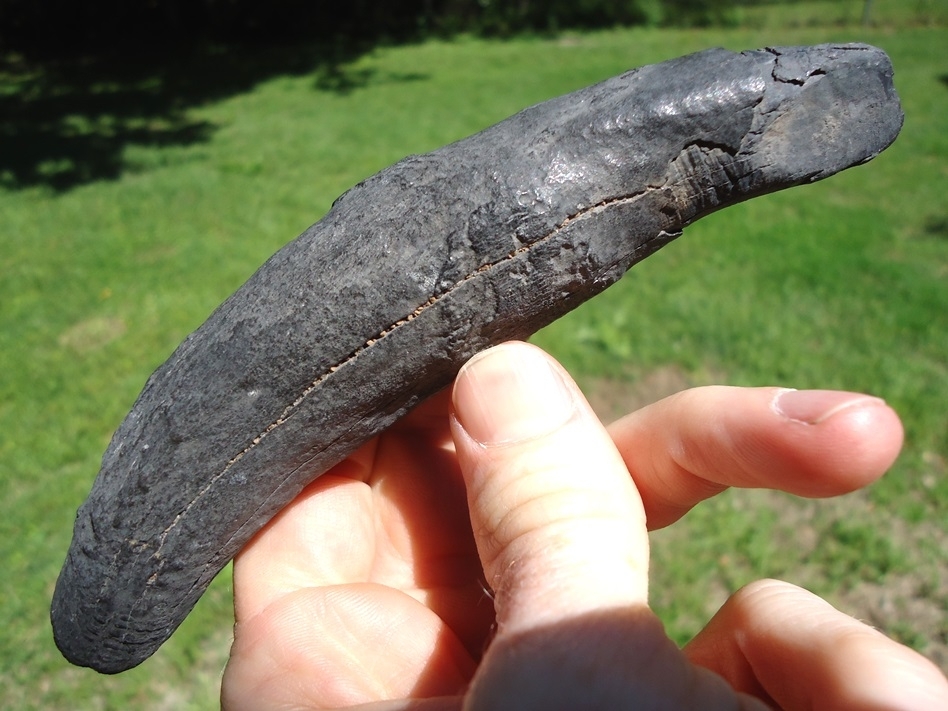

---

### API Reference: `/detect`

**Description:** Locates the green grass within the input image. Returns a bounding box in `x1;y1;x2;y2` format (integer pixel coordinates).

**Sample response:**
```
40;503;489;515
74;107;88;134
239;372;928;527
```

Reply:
3;4;947;707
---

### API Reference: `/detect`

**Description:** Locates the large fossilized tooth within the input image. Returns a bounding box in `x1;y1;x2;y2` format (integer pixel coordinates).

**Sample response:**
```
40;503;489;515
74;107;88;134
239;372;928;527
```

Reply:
52;43;903;673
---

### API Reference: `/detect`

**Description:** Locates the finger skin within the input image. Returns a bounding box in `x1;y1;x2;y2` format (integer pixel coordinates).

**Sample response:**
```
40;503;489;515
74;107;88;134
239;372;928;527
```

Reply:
53;45;904;672
450;342;650;628
222;583;475;711
451;343;767;710
222;395;489;711
684;579;948;711
608;386;904;529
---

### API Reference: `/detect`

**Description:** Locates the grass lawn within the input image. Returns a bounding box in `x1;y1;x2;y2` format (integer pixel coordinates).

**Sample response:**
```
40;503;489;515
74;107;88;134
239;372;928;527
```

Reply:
2;3;946;707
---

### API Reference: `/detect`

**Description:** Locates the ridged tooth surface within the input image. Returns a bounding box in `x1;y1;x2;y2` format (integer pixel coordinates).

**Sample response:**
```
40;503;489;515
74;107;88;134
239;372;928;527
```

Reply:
51;43;903;673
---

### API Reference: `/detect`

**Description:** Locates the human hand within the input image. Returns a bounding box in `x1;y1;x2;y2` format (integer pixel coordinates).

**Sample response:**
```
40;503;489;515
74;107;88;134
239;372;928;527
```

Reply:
221;341;948;710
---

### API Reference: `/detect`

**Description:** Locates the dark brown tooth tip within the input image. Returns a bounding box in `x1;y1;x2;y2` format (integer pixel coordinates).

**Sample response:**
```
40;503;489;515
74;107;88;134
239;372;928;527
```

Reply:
51;43;903;673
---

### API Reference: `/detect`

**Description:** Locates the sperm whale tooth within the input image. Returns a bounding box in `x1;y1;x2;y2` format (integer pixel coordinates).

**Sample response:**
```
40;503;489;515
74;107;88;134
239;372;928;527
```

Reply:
51;43;903;673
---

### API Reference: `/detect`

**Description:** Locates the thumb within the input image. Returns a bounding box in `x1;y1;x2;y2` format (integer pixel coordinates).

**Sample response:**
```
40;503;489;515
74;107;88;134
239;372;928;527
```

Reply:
449;341;649;632
449;343;762;710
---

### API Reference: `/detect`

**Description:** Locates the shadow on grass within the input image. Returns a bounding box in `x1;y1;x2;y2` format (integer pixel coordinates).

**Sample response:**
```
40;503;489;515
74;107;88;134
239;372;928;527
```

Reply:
924;214;948;239
0;40;426;192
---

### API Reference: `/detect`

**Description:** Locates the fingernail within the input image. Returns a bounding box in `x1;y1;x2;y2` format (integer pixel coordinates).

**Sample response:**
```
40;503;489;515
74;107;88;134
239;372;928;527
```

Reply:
453;343;574;446
772;388;886;425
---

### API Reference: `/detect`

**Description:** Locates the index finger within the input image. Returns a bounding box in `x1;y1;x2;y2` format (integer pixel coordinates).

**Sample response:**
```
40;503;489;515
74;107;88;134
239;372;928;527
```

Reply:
608;386;903;529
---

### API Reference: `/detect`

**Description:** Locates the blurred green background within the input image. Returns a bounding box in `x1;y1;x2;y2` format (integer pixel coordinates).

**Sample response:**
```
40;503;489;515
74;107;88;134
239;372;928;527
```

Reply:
2;0;946;707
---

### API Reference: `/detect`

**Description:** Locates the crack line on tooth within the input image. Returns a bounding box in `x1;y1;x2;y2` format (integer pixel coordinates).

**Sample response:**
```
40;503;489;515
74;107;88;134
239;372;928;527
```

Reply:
152;187;657;548
153;142;763;559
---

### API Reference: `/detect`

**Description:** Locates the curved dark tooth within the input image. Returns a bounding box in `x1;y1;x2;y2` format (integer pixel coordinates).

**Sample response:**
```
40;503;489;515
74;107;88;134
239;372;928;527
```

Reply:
51;43;903;673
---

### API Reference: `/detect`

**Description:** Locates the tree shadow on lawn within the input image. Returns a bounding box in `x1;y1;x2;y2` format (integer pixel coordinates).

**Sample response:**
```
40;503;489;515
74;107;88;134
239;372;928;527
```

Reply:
0;40;425;192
